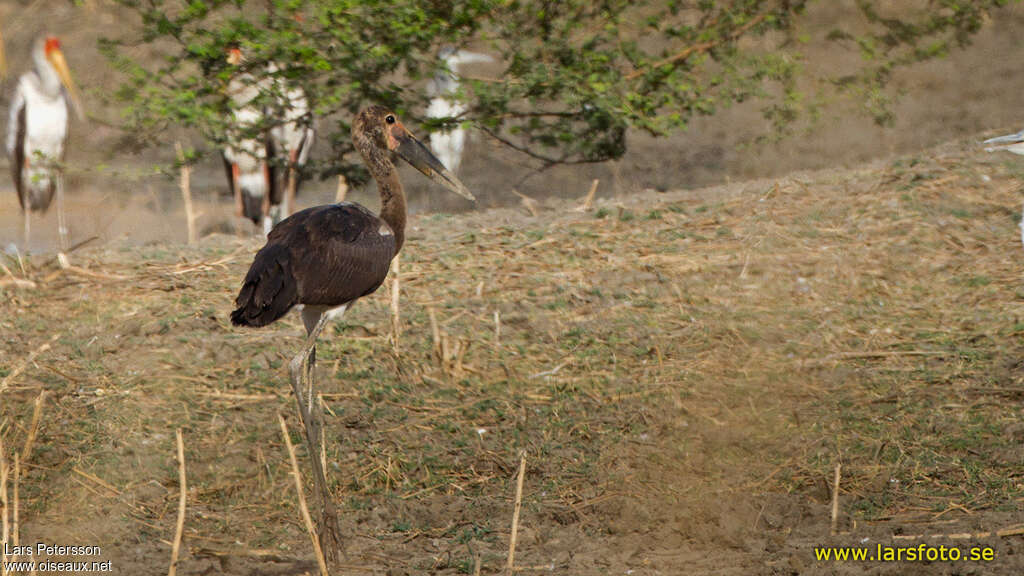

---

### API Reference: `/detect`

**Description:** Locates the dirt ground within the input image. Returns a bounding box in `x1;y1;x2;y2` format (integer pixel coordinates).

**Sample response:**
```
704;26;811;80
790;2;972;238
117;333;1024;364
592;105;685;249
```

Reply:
2;137;1023;575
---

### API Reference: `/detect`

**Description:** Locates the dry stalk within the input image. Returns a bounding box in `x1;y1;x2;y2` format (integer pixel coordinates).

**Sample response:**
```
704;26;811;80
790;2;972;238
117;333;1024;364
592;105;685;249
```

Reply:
279;415;330;576
428;307;441;359
1;433;8;576
20;391;46;463
0;335;59;395
830;462;841;536
574;179;599;212
512;189;539;217
168;429;187;576
0;261;35;290
494;310;501;348
175;142;197;245
11;455;18;554
335;174;348;203
506;451;527;576
390;255;401;351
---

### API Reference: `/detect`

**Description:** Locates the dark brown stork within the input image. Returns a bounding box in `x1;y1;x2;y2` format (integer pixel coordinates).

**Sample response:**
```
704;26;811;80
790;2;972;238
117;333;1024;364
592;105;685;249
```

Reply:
230;106;474;556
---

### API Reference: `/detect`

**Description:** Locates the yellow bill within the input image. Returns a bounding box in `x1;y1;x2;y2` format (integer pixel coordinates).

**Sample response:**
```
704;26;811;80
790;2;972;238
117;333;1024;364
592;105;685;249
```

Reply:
46;45;85;121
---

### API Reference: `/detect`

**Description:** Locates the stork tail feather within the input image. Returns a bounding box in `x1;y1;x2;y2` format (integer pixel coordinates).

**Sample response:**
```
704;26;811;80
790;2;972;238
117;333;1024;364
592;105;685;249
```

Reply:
230;244;298;327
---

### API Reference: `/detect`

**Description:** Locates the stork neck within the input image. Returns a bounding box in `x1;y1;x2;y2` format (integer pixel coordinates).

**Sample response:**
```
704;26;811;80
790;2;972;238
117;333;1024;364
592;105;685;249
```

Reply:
373;161;407;254
33;49;61;96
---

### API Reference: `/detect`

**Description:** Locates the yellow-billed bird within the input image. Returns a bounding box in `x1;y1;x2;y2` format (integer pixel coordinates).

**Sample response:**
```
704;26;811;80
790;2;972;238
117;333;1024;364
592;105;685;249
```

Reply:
6;35;84;262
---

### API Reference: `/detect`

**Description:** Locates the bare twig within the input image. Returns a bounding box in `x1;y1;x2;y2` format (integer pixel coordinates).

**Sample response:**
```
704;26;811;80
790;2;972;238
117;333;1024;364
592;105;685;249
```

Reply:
335;174;348;203
512;190;539;217
20;391;46;463
12;455;19;555
507;451;527;576
168;429;187;576
175;142;197;245
1;434;8;576
0;261;35;290
279;415;330;576
390;255;401;351
830;462;841;536
623;13;768;81
428;307;441;359
574;179;599;212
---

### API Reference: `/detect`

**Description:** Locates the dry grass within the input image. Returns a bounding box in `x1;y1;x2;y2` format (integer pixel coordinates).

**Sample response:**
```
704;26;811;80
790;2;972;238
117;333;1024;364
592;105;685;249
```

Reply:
0;140;1022;574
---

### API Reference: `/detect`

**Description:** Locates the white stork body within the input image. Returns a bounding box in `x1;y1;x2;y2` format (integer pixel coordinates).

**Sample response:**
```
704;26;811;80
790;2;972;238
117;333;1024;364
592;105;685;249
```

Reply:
8;76;68;208
426;48;493;175
224;54;315;236
223;67;276;235
6;36;82;259
268;63;314;218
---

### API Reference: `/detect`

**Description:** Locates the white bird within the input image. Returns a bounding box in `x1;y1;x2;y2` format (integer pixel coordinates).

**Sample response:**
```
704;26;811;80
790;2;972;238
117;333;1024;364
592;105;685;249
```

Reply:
982;130;1024;249
426;46;493;175
223;50;315;236
267;62;314;220
6;35;84;263
222;46;276;235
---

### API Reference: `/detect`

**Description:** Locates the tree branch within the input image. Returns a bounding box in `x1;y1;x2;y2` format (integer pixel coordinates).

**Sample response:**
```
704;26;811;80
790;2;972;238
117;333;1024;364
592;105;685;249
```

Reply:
623;13;769;81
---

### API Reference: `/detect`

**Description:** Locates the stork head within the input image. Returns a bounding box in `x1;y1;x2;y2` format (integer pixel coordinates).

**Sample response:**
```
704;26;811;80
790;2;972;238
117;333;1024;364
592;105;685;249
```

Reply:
226;46;243;66
42;36;84;121
354;106;475;202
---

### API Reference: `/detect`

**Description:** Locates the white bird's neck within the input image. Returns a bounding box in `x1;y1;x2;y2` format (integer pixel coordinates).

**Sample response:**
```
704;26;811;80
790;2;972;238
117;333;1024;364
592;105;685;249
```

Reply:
33;47;61;96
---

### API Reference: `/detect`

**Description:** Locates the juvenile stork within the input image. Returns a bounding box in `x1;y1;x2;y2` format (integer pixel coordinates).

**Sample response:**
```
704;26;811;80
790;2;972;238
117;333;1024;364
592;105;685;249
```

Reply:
426;46;493;175
982;129;1024;248
6;35;84;262
231;106;474;555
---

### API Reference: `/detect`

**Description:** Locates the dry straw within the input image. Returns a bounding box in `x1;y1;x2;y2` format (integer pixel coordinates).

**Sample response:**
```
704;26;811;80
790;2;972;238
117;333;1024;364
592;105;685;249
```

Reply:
506;451;527;576
279;415;330;576
167;429;187;576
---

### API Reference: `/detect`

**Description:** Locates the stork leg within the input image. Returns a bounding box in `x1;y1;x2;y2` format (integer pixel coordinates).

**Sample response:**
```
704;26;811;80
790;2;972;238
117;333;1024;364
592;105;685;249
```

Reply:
23;208;30;252
285;149;299;218
261;162;273;236
289;305;346;561
231;164;243;218
56;172;70;269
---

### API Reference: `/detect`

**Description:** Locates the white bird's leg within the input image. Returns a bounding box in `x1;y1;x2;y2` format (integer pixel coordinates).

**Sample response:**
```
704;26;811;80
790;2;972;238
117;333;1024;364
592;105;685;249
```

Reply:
56;171;70;269
289;306;344;560
23;208;30;252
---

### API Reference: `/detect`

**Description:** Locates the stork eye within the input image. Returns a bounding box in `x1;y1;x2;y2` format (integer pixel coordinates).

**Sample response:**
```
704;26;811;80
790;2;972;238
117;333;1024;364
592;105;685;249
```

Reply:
385;115;396;125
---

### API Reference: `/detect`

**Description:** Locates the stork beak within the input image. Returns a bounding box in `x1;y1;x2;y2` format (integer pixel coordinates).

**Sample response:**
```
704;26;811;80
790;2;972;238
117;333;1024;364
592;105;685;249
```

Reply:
982;131;1024;145
46;47;85;121
391;125;475;201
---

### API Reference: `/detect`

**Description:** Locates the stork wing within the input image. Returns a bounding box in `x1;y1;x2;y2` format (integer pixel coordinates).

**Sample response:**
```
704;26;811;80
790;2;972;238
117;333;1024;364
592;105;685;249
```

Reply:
7;87;25;208
269;204;396;306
